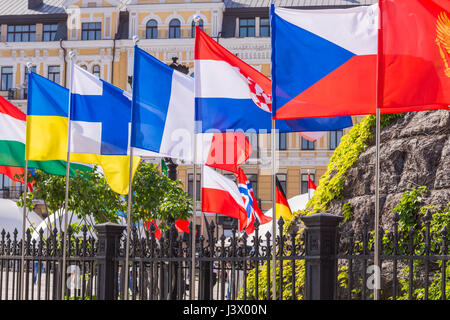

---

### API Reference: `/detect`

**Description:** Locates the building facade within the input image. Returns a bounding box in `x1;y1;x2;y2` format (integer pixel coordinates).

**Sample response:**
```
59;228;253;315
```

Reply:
0;0;372;228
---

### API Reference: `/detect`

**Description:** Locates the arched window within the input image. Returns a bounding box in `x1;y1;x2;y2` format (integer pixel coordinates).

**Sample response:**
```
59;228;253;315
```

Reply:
80;65;88;70
191;19;204;38
169;19;181;39
146;19;158;39
92;65;101;78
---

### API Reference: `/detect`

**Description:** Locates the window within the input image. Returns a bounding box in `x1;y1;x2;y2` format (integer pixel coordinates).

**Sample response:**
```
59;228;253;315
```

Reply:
330;130;344;150
80;65;88;70
43;24;58;41
188;173;201;201
260;18;270;37
7;25;36;42
191;19;204;38
301;137;315;150
1;67;13;91
48;65;60;84
279;132;287;150
276;174;287;195
81;22;101;40
169;19;181;39
92;65;101;78
0;175;11;189
146;20;158;39
239;18;255;37
301;173;315;194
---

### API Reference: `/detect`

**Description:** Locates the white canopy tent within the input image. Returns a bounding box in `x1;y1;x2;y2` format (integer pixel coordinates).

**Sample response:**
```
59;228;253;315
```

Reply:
0;199;43;238
245;193;310;245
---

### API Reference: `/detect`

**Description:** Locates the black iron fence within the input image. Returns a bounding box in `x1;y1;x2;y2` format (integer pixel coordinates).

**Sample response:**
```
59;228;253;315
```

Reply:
0;212;447;300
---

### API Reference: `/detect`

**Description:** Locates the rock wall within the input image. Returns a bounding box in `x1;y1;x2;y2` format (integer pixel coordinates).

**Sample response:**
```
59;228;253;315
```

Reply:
327;110;450;232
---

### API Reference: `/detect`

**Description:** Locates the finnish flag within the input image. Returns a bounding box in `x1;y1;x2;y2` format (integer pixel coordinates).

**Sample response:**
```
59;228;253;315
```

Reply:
71;64;132;156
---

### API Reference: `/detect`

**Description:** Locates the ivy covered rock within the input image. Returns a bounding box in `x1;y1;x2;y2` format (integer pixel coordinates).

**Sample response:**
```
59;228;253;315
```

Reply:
325;110;449;234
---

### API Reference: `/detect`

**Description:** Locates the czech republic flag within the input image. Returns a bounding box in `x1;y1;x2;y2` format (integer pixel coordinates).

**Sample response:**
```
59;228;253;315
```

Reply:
271;4;379;119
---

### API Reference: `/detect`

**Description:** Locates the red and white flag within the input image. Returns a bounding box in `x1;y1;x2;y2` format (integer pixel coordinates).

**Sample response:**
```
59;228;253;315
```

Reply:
201;165;247;231
200;132;252;174
308;174;317;199
379;0;450;112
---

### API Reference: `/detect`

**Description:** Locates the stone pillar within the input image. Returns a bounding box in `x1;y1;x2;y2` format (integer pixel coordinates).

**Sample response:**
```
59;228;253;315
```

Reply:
301;213;343;300
95;222;125;300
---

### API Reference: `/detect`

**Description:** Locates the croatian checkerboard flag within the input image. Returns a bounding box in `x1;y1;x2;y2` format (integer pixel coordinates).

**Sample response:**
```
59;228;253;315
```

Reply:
237;168;271;235
194;26;353;133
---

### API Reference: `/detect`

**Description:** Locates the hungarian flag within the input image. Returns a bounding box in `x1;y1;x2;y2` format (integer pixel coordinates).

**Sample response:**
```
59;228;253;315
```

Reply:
201;165;247;231
275;177;292;221
308;174;317;199
0;96;91;178
379;0;450;112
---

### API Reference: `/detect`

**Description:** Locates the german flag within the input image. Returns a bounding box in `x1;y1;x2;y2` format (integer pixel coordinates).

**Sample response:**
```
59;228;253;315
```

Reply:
275;177;292;221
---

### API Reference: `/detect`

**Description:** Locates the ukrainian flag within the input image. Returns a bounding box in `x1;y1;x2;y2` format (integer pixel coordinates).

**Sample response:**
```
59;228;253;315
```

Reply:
26;69;140;195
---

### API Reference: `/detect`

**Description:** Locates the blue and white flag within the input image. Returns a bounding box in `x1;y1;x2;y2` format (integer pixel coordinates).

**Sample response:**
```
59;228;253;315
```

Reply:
131;46;195;161
71;64;133;156
68;65;140;195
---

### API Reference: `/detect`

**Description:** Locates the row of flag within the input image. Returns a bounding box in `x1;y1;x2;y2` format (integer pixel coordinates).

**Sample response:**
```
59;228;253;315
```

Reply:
0;0;448;237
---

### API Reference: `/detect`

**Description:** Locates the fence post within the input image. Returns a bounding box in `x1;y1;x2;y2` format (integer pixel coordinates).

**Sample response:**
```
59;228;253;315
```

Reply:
301;212;343;300
95;222;125;300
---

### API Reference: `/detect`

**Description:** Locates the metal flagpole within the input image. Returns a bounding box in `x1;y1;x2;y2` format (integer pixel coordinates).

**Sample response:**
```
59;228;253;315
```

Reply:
191;15;202;300
61;51;76;300
271;119;277;300
374;3;382;300
19;62;34;300
124;35;140;300
191;150;197;300
374;108;381;301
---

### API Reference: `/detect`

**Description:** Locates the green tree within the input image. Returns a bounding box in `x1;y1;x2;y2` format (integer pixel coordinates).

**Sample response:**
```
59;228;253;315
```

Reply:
131;161;192;235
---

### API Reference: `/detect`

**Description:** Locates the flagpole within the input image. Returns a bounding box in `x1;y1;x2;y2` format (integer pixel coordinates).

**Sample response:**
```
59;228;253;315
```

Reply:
191;16;202;300
271;119;277;300
374;2;382;301
19;62;34;300
61;51;75;300
124;35;140;300
374;108;381;301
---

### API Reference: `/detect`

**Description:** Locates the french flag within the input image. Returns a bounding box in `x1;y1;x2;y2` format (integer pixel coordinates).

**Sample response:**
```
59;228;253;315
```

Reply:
237;168;271;235
131;46;195;161
194;26;353;133
201;165;247;231
131;46;252;173
271;4;379;119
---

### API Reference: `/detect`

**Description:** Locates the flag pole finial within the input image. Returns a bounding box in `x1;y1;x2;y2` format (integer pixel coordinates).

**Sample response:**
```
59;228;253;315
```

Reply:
194;15;201;26
132;35;140;44
68;51;76;59
26;62;33;71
